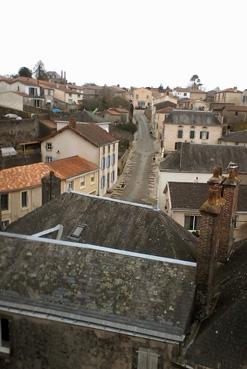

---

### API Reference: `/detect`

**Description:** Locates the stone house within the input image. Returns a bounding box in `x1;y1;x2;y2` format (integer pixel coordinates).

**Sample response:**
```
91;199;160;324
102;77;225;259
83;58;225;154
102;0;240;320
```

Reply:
0;164;246;368
162;110;223;152
163;181;247;241
0;156;98;227
132;87;153;109
40;121;119;196
104;107;129;123
158;143;247;210
214;87;243;105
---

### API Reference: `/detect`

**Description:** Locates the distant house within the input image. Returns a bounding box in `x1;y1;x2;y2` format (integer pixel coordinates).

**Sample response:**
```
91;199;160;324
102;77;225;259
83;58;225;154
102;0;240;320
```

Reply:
219;130;247;147
41;122;118;196
0;156;98;227
132;87;152;109
214;87;243;105
0;77;45;110
104;107;129;123
163;110;222;152
158;142;247;209
163;181;247;241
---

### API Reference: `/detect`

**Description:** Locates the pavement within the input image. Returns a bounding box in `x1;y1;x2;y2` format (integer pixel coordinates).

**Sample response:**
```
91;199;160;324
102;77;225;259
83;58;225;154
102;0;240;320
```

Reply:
110;111;160;206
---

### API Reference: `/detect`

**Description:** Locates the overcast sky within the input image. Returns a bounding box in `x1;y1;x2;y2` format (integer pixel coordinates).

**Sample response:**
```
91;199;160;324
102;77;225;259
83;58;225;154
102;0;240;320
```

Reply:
1;0;246;90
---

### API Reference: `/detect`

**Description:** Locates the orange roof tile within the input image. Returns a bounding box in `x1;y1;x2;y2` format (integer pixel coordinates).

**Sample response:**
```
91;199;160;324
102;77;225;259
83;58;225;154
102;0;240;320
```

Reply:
0;156;98;192
48;156;97;179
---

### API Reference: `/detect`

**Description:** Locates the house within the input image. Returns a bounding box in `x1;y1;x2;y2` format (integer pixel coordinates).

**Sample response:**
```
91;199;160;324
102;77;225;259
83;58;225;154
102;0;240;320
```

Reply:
163;181;247;241
219;130;247;147
214;87;243;105
158;143;247;209
162;110;223;152
172;87;191;99
104;108;129;123
217;105;247;129
0;77;45;110
0;156;98;227
0;165;246;368
132;87;152;109
41;121;119;196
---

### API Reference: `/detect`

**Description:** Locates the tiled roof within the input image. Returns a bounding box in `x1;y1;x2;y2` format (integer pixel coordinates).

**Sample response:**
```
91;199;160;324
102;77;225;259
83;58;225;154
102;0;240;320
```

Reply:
42;123;117;147
225;105;247;112
0;233;196;340
160;143;247;173
0;156;97;192
0;162;50;192
168;182;247;212
8;192;196;261
165;110;221;125
48;156;97;179
0;77;39;87
220;130;247;143
184;238;247;369
219;88;242;93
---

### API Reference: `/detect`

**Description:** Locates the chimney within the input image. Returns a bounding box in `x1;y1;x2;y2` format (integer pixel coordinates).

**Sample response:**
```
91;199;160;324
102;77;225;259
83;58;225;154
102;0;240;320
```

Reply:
217;162;240;263
69;118;76;129
61;70;63;79
42;171;61;205
195;168;225;318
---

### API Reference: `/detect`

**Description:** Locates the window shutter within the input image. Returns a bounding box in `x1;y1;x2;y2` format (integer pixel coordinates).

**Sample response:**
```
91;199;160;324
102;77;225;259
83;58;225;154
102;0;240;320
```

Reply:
148;351;159;369
137;349;148;369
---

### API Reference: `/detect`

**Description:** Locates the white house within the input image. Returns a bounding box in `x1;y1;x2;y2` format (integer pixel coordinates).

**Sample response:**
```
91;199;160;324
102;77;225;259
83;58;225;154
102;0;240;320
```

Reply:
158;143;247;211
163;181;247;242
41;122;118;196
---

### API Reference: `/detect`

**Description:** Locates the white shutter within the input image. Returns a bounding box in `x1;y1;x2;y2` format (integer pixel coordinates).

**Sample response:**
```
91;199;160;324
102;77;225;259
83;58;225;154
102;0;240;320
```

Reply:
137;349;148;369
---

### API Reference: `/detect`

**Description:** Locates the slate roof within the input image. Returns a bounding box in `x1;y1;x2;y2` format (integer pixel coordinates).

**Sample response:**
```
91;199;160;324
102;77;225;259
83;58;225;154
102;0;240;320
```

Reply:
183;238;247;369
42;123;117;147
160;143;247;173
168;182;247;212
0;233;196;341
165;110;220;126
7;192;196;261
0;156;97;192
220;130;247;143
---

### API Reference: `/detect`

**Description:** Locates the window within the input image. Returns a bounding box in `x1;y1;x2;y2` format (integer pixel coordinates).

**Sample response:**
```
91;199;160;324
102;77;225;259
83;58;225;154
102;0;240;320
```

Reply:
102;157;105;169
90;174;95;184
103;146;106;155
190;130;195;139
137;348;159;369
184;215;201;232
0;193;8;211
200;131;209;140
112;153;116;166
113;143;115;152
46;156;53;162
175;142;182;150
111;171;115;182
80;177;85;188
0;318;10;354
101;175;105;189
177;129;183;138
1;220;9;230
69;224;87;241
21;191;28;208
107;155;111;168
68;181;74;191
46;142;53;151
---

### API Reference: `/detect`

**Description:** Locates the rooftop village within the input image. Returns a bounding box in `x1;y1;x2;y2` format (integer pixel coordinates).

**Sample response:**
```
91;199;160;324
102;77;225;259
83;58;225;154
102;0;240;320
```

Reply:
0;71;246;368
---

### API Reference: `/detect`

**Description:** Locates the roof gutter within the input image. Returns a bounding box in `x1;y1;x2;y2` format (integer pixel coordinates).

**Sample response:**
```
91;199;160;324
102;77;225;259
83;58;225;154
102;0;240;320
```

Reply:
0;300;184;343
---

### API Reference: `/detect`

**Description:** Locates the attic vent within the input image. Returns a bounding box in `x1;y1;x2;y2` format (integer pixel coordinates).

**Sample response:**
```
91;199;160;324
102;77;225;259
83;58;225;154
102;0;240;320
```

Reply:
69;224;87;241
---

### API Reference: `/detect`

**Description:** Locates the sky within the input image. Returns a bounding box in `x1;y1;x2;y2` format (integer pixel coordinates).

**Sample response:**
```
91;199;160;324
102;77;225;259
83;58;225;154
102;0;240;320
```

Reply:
1;0;247;90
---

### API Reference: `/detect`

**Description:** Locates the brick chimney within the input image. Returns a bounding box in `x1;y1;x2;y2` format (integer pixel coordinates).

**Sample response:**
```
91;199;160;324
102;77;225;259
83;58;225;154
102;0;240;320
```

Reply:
217;162;240;263
69;117;76;129
195;168;225;318
41;171;61;205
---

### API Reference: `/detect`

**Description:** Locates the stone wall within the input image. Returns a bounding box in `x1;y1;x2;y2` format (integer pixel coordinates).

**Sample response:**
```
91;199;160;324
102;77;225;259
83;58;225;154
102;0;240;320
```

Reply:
0;314;177;369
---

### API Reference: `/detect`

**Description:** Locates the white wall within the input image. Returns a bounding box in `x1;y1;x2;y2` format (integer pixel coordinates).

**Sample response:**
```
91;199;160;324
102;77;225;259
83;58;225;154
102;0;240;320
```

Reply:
158;171;211;210
163;124;223;152
0;92;23;110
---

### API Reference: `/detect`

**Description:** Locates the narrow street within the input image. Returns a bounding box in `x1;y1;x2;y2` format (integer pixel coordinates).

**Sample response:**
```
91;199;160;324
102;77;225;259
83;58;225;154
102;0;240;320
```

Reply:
111;110;160;205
